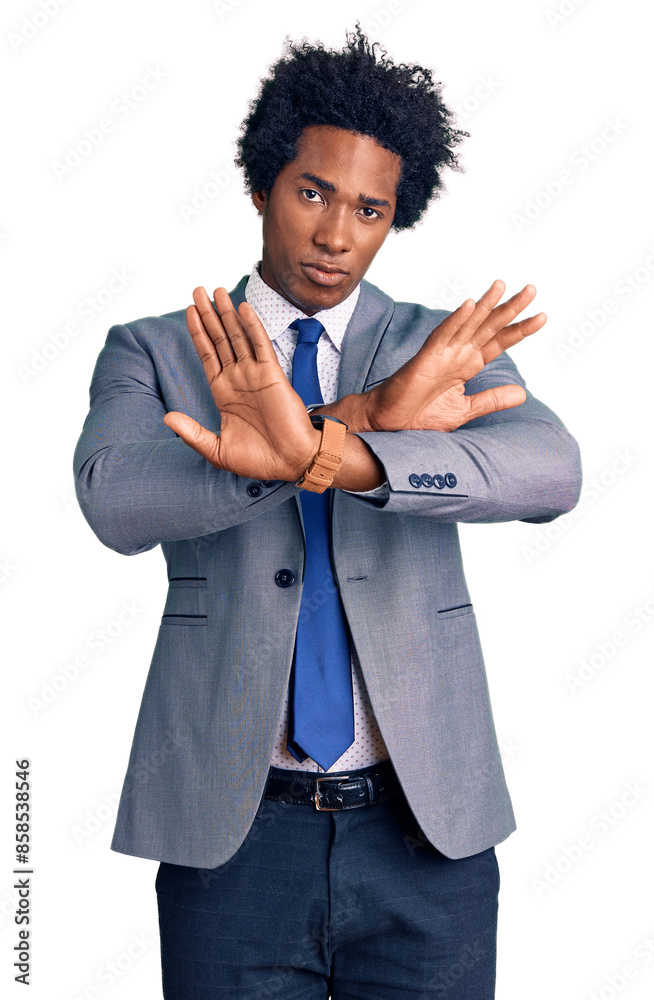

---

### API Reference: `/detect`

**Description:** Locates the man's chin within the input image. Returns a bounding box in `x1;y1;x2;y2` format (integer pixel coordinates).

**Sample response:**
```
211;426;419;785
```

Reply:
287;276;356;316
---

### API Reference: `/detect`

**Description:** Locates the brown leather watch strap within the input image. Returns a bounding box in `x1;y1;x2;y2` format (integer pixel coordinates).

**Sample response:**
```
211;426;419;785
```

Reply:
295;418;347;494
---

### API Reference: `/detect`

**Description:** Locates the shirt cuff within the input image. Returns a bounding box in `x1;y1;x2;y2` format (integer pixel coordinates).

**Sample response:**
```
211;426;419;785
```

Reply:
342;480;391;499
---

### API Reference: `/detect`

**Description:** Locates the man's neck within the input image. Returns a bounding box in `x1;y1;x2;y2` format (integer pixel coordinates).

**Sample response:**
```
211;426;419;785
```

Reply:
256;259;356;318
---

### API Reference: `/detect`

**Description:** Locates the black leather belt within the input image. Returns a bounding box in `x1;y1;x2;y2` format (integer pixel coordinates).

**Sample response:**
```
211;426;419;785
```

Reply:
264;759;402;811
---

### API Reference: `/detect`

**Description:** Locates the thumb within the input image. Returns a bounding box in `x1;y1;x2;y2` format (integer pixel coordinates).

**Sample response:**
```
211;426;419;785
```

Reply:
466;384;527;421
163;411;222;467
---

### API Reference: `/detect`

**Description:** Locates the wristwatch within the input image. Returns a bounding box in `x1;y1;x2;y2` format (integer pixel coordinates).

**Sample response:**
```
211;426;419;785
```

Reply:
295;413;348;494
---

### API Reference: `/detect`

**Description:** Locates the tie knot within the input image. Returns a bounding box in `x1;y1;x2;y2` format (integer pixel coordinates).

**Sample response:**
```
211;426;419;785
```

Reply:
291;317;325;345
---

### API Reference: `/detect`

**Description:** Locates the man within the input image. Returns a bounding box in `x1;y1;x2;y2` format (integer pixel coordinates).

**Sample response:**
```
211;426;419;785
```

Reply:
73;25;582;999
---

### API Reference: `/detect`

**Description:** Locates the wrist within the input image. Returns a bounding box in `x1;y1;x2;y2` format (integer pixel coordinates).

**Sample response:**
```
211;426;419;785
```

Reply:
296;416;348;492
330;432;385;491
309;392;373;433
294;426;323;481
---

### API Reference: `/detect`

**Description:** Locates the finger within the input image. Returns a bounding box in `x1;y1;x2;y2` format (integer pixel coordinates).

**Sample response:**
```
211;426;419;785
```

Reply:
447;280;507;347
416;297;477;361
186;304;222;385
163;412;223;467
213;287;256;362
464;284;539;350
192;286;237;368
465;383;527;422
237;300;280;364
480;311;547;363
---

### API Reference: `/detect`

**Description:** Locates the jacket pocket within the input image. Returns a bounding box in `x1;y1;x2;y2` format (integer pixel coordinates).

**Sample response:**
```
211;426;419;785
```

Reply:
437;603;474;621
161;613;208;626
161;577;208;624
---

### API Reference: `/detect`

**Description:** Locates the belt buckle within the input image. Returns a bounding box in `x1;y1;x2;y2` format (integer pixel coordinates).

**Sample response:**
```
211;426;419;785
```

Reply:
314;774;350;811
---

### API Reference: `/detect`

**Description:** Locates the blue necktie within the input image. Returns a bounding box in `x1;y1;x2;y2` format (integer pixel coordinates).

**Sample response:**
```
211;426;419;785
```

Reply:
286;317;355;770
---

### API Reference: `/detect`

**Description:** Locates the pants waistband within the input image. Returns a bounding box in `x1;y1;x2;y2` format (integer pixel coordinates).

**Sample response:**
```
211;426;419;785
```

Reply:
264;758;402;811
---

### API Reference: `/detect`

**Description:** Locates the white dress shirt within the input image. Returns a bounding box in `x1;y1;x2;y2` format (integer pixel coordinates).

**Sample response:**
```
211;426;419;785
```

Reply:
244;261;390;773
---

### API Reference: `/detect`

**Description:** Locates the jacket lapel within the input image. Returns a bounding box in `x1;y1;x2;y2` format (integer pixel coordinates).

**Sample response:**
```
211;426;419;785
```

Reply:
336;279;396;396
226;275;249;310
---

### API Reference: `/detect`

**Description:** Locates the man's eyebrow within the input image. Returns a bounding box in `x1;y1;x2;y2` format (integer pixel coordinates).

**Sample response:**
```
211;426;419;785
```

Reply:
298;172;336;193
297;172;392;210
357;192;392;209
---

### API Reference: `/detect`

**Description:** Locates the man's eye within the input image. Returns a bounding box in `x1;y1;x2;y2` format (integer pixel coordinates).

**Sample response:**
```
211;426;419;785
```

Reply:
302;189;322;201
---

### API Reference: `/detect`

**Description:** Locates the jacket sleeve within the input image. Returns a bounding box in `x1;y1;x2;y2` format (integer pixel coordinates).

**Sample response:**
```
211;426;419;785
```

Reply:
72;321;300;556
350;351;582;523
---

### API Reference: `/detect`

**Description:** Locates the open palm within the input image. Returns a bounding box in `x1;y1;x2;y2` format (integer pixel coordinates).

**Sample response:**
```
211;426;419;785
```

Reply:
163;287;320;481
362;280;546;432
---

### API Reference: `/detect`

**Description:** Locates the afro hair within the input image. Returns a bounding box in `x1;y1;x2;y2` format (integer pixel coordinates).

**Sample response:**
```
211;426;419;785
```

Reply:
235;23;469;231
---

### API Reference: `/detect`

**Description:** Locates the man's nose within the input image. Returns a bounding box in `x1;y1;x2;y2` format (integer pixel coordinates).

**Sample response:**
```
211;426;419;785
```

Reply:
312;207;352;254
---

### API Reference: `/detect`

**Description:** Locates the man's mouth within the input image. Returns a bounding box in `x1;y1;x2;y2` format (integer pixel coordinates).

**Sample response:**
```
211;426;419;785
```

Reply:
301;262;349;286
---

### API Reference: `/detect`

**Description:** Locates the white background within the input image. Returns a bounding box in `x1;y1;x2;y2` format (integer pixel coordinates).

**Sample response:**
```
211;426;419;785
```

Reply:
3;0;653;997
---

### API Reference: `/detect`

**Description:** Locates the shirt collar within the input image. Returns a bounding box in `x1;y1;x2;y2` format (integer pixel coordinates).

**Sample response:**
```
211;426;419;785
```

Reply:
244;260;361;351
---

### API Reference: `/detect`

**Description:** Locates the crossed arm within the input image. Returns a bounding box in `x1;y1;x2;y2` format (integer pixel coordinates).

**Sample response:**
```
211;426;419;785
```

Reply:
73;280;581;555
164;280;547;491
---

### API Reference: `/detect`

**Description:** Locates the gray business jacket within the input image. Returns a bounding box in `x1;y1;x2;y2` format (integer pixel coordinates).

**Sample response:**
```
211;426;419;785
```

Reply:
73;274;582;868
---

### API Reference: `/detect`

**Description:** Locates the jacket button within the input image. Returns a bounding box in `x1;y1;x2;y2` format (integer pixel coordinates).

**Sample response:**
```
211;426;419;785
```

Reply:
261;480;277;488
433;474;445;489
275;569;296;588
420;473;434;487
445;473;457;488
409;473;422;488
247;482;263;497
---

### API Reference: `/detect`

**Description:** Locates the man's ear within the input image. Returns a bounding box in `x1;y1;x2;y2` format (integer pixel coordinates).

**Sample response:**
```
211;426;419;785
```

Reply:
251;188;266;215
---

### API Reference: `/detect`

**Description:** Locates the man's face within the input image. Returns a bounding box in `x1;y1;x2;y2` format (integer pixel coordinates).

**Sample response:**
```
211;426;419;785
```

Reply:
251;125;402;315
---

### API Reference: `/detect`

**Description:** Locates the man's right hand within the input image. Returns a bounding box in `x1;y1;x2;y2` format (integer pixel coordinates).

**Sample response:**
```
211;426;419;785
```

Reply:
316;280;546;433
